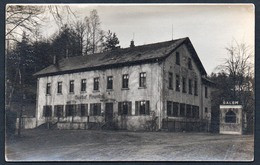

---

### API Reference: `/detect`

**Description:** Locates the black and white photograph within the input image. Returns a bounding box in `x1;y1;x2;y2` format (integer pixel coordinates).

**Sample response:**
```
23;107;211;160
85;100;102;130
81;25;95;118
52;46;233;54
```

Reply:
5;3;254;161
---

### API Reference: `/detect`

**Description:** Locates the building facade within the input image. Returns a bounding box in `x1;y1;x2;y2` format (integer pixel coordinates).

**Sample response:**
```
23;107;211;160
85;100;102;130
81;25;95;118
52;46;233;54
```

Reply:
34;37;214;131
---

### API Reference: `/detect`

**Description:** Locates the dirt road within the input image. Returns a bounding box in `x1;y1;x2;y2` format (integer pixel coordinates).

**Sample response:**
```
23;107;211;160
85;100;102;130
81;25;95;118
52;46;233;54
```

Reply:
5;129;254;161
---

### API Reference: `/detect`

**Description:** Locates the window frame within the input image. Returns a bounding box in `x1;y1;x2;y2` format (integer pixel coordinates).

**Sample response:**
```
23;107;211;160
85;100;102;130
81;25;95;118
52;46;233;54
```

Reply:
57;81;62;94
107;76;113;90
205;86;208;98
175;74;180;92
182;77;186;93
188;79;192;94
139;72;147;88
168;72;173;89
93;77;100;91
122;74;129;89
46;83;51;95
81;79;86;92
69;80;74;93
176;52;180;65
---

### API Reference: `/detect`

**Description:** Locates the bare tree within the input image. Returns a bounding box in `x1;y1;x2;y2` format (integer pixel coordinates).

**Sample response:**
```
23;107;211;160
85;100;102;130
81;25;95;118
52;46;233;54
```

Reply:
88;10;104;54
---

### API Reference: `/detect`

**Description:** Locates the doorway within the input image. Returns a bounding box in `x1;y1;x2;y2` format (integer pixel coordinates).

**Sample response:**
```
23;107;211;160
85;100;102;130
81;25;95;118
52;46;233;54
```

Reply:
105;103;113;122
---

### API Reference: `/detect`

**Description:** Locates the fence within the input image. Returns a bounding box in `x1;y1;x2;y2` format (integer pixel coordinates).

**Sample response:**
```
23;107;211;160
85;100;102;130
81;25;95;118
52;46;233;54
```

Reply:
162;118;209;132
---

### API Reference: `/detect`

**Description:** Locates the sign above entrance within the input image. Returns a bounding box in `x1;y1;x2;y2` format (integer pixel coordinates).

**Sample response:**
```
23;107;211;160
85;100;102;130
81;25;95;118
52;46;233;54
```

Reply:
222;100;239;105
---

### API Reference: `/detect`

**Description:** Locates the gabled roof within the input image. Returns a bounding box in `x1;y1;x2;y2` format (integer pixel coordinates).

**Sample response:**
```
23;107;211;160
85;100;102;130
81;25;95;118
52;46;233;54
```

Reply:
34;37;207;77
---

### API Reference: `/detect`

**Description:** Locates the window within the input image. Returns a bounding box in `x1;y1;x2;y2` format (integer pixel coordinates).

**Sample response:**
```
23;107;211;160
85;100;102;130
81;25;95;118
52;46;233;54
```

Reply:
167;101;178;117
69;80;74;93
65;104;76;117
192;106;199;118
168;72;173;89
139;72;146;87
205;107;208;113
80;104;88;117
93;77;99;91
172;102;179;117
176;52;180;65
180;103;186;117
135;101;150;115
46;83;51;95
167;101;173;116
107;76;113;90
43;105;52;117
118;101;132;115
188;58;192;70
81;79;86;92
205;86;208;98
225;110;236;123
188;79;192;94
90;103;101;116
57;82;62;94
186;104;192;118
176;74;180;91
54;105;64;118
194;79;198;96
182;77;186;93
122;74;129;89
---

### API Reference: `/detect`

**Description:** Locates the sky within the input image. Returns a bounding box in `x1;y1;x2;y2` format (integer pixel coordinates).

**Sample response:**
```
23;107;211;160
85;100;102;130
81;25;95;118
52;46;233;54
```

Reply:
39;4;255;75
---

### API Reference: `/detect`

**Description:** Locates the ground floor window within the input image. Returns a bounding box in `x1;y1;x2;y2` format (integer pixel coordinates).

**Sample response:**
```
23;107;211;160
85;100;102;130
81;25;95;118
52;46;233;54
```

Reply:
192;105;199;118
54;105;64;117
118;101;132;115
90;103;101;116
43;105;52;117
79;104;88;117
180;103;186;117
65;104;76;117
135;101;150;115
186;104;192;118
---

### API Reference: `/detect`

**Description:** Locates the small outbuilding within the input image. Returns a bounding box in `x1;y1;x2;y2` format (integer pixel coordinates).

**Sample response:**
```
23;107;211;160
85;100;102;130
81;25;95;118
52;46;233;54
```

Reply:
219;101;245;135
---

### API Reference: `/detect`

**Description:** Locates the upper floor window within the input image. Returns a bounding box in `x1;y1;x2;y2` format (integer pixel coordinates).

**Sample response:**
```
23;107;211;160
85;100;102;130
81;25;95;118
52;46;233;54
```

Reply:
69;80;74;93
182;77;186;93
57;82;62;94
81;79;86;92
188;58;192;70
139;72;146;88
205;86;208;98
46;83;51;95
188;79;192;94
176;52;180;65
135;101;150;115
176;74;180;92
122;74;129;89
168;72;173;89
93;77;99;91
107;76;113;90
194;78;198;96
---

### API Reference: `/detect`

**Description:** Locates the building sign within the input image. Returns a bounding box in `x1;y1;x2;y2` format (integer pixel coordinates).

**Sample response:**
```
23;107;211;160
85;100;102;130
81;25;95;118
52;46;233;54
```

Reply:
75;95;87;100
222;100;239;105
89;94;104;99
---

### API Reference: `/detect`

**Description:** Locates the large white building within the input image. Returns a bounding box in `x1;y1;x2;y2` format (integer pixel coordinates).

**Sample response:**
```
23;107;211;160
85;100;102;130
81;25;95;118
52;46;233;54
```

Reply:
34;37;214;131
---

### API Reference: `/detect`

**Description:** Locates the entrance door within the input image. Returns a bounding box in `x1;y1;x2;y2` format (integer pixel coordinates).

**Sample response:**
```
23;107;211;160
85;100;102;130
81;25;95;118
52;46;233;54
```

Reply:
105;103;113;122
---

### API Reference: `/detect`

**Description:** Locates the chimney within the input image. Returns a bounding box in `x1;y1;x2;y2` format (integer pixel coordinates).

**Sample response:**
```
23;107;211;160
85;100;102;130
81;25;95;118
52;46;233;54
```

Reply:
130;40;135;48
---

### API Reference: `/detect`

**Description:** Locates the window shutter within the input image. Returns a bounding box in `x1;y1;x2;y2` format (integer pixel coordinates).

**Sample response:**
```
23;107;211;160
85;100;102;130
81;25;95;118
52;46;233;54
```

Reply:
98;103;101;116
118;102;122;115
128;102;132;115
145;101;150;115
90;104;93;116
135;101;139;116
